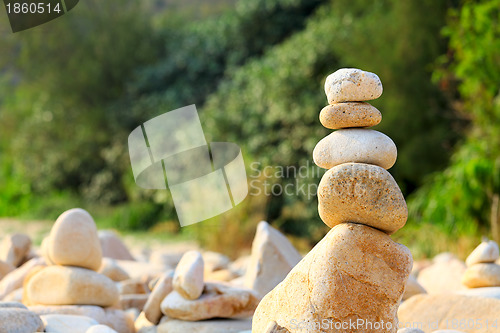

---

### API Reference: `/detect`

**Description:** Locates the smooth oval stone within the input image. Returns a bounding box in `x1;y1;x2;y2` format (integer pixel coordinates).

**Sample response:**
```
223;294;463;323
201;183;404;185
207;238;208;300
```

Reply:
318;163;407;234
466;241;500;266
25;266;119;307
313;129;397;170
173;250;204;300
462;263;500;288
324;68;382;103
319;102;382;129
48;208;102;271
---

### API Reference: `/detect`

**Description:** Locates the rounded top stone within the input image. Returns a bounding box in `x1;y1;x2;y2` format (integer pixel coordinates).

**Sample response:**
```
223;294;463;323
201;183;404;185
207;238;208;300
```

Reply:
324;68;382;104
48;208;102;271
466;240;500;266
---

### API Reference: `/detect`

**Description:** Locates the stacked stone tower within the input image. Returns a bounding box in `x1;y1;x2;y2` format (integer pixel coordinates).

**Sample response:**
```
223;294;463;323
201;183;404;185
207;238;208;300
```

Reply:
252;68;413;333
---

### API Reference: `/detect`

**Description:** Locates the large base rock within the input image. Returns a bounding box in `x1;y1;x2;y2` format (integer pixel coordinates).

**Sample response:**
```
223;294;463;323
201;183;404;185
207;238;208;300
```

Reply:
252;223;412;333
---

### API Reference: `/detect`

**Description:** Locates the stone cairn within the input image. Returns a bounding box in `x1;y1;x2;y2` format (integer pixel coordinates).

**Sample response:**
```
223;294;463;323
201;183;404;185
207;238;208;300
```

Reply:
463;239;500;288
252;68;413;333
26;208;119;308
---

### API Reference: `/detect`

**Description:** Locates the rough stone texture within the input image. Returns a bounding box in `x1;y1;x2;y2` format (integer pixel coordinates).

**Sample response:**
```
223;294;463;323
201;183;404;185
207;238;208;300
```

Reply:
173;250;205;300
465;240;499;266
403;275;427;301
0;259;14;280
144;270;174;324
0;308;44;333
48;208;102;271
41;314;98;333
0;233;31;267
462;263;500;288
417;255;466;294
317;163;407;234
244;221;302;298
252;223;412;333
161;282;259;321
99;231;135;261
98;258;130;282
86;325;119;333
313;129;397;170
319;102;382;129
25;265;119;307
157;318;252;333
456;286;500;299
0;257;46;300
398;294;500;333
324;68;383;104
29;305;134;333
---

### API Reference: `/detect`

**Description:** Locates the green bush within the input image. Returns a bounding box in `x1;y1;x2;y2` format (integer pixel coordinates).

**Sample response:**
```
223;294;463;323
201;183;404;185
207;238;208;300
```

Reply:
408;0;500;238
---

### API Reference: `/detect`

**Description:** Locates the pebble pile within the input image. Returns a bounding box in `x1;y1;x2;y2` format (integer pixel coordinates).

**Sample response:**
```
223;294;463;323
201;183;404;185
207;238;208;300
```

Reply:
462;240;500;288
27;209;119;307
0;209;301;332
252;68;413;333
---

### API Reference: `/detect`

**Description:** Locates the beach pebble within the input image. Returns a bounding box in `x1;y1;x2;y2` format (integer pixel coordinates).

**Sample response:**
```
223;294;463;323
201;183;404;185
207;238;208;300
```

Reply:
143;271;174;324
244;221;302;298
161;282;259;321
313;128;397;170
324;68;382;103
25;265;119;307
0;308;44;333
173;250;204;300
317;163;407;234
466;240;500;266
319;102;382;129
47;208;102;271
462;263;500;288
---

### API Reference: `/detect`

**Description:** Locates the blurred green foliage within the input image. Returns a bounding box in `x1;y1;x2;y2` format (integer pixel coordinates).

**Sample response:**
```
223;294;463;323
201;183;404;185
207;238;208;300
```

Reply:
201;0;462;239
409;0;500;238
0;0;497;256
